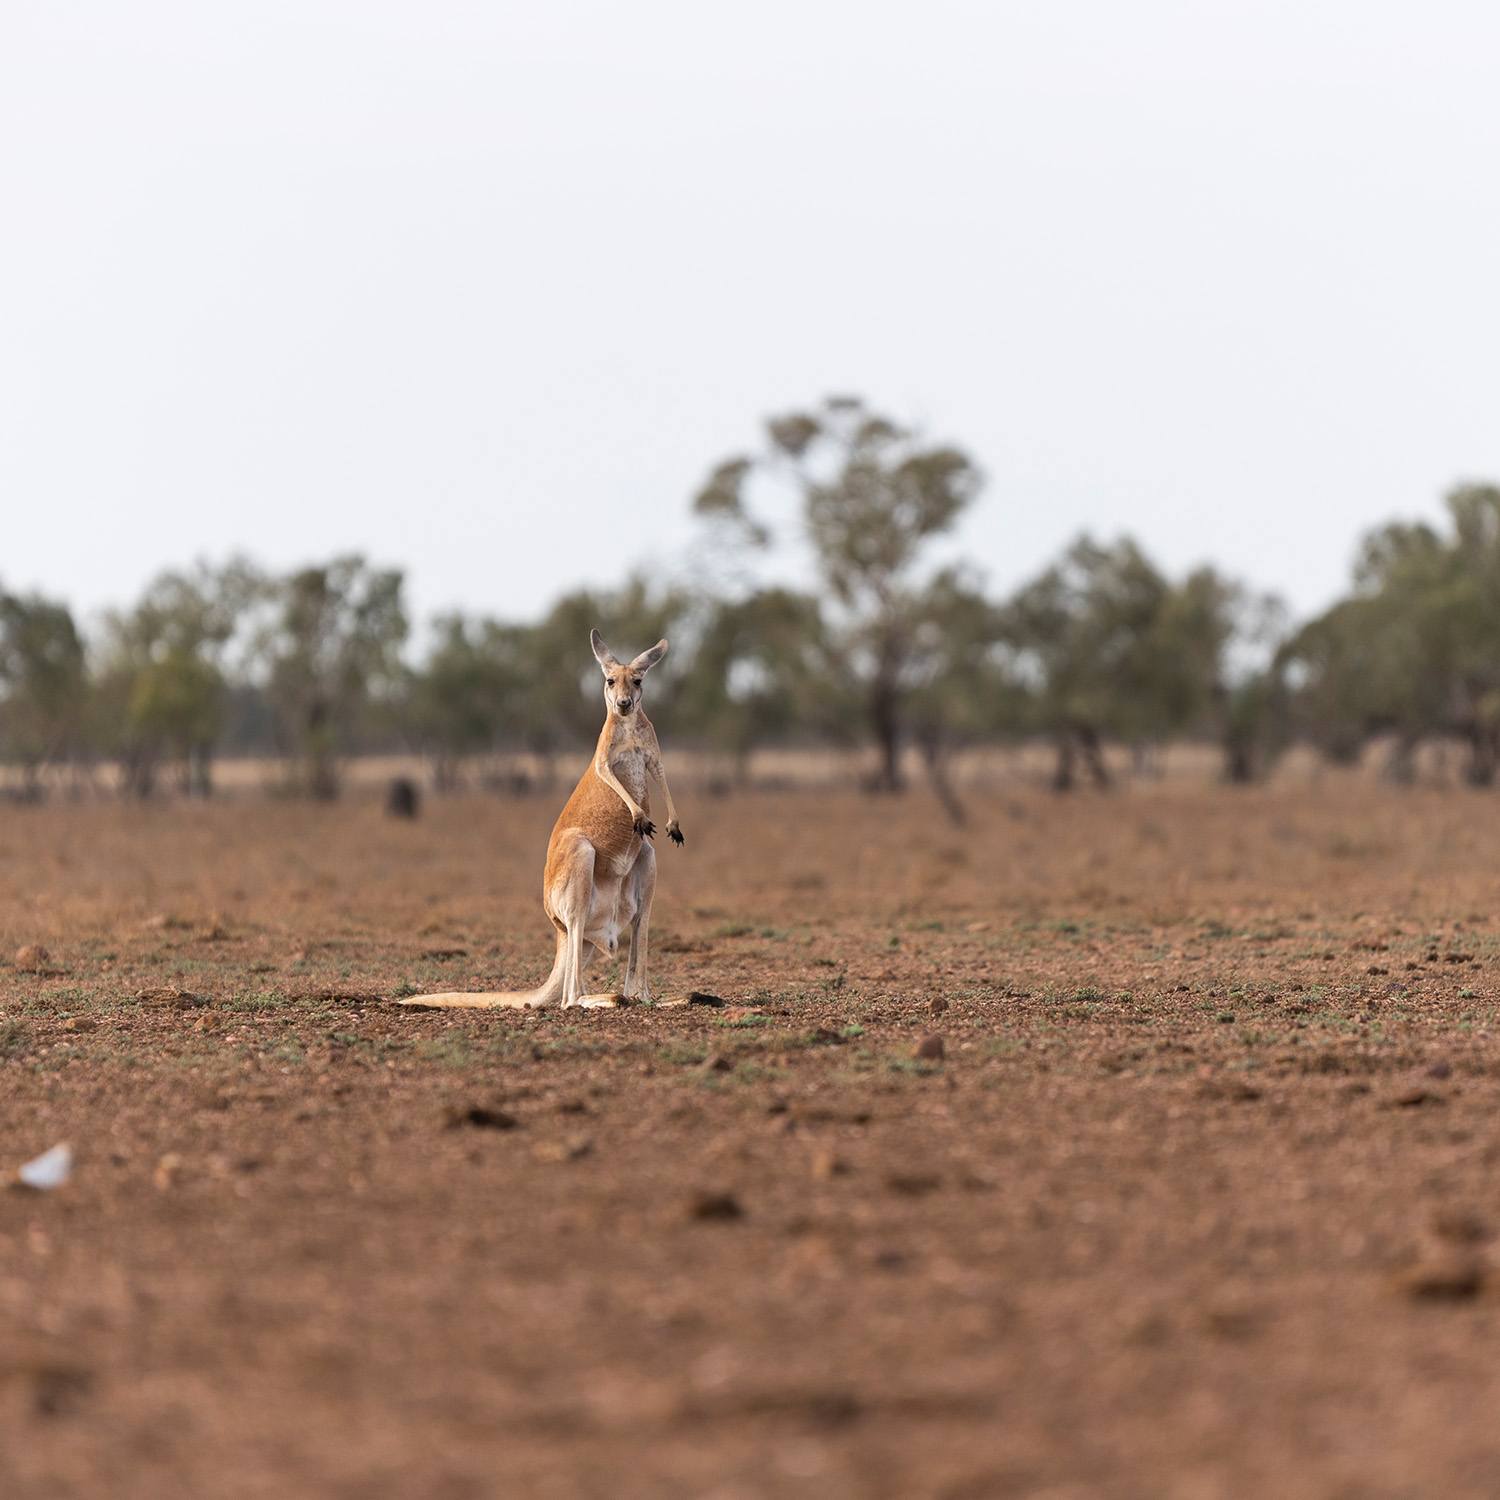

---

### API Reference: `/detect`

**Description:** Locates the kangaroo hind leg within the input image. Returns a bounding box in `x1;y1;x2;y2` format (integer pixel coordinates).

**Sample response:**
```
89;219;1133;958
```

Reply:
621;841;658;1003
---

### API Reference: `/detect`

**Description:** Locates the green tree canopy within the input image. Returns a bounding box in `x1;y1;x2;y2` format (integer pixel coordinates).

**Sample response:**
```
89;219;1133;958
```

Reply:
693;394;984;794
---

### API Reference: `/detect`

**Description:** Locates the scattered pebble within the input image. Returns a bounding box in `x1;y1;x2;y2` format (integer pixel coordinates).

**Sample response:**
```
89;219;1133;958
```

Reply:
59;1017;96;1034
152;1153;183;1191
1393;1255;1485;1301
914;1034;946;1062
533;1135;592;1163
811;1151;849;1181
1431;1209;1490;1245
1390;1084;1442;1108
688;1190;743;1221
1423;1059;1453;1080
14;944;50;971
928;997;949;1015
15;1143;72;1191
701;1053;733;1073
137;987;209;1010
884;1172;941;1197
445;1106;518;1131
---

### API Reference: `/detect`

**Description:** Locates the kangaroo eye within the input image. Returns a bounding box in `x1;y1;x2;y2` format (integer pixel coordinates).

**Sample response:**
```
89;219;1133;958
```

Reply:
633;678;642;687
606;677;615;686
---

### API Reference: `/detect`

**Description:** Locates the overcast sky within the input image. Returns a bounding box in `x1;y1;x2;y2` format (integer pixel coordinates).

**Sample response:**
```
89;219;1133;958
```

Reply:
3;1;1499;633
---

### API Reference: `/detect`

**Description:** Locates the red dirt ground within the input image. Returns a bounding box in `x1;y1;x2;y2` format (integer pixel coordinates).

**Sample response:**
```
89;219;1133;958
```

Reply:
1;779;1498;1499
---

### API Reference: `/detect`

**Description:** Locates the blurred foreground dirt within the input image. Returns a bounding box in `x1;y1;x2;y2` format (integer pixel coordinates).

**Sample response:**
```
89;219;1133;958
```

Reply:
1;779;1498;1499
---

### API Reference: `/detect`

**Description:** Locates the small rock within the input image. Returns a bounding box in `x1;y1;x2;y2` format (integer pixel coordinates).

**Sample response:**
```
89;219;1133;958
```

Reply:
928;996;950;1015
532;1134;592;1162
884;1172;941;1196
1431;1209;1490;1245
386;776;420;819
1423;1059;1453;1080
688;992;724;1007
59;1017;96;1034
811;1151;849;1181
914;1034;946;1062
152;1153;183;1191
810;1026;843;1045
445;1106;517;1131
14;944;51;970
701;1053;733;1073
1386;1085;1439;1108
1393;1255;1485;1300
688;1190;743;1221
137;987;209;1010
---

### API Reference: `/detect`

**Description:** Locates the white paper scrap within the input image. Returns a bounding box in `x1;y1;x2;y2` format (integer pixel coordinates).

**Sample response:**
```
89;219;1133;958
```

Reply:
17;1143;73;1190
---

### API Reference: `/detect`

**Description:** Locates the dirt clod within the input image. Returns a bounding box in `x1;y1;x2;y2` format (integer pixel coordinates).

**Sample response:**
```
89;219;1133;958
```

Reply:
688;1190;743;1221
445;1106;517;1131
137;987;209;1009
914;1034;946;1061
533;1135;592;1162
885;1172;941;1196
1393;1256;1486;1301
13;944;50;970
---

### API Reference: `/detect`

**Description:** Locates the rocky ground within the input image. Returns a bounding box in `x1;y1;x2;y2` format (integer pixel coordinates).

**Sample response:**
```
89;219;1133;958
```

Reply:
1;780;1497;1498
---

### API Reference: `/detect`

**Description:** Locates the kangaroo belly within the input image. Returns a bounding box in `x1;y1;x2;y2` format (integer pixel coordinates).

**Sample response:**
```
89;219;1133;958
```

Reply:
582;867;639;952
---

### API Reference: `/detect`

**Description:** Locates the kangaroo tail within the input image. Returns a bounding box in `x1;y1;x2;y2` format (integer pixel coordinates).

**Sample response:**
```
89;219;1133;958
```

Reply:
397;991;541;1010
398;930;570;1011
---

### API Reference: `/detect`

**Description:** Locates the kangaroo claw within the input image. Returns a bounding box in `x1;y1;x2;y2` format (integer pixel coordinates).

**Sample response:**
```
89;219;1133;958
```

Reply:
633;814;655;838
667;822;684;846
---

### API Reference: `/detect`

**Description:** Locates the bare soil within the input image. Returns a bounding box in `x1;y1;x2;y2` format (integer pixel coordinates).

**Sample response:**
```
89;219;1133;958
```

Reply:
1;780;1498;1499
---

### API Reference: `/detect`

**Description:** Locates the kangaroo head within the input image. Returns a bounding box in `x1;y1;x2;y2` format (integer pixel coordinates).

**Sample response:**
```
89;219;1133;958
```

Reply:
591;629;668;717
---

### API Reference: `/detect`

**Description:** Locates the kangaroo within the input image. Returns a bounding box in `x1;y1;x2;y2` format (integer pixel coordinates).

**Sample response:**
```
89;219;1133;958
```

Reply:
400;630;683;1010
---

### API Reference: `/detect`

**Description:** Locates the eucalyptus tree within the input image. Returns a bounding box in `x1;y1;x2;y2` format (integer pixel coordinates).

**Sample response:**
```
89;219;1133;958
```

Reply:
256;556;408;798
672;586;845;782
97;558;262;795
0;588;88;796
693;395;984;794
1283;485;1500;783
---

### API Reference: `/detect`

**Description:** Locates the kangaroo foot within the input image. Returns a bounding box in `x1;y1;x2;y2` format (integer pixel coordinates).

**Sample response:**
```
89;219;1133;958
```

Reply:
632;813;655;838
567;992;626;1009
666;819;684;846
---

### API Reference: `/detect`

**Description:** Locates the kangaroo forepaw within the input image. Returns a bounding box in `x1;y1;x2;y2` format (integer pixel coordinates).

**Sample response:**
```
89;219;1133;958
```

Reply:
633;813;655;838
667;820;684;846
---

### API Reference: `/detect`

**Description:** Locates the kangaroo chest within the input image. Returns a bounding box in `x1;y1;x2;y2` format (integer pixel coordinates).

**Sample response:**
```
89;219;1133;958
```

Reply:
604;726;651;803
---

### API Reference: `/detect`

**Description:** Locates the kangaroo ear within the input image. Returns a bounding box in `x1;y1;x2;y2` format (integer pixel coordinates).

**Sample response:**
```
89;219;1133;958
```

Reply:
630;639;669;674
590;629;620;670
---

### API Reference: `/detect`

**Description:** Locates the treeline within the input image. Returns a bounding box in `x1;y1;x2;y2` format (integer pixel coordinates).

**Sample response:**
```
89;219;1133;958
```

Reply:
4;397;1499;809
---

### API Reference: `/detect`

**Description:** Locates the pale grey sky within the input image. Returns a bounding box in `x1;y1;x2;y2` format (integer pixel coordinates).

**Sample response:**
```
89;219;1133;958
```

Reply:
3;1;1498;631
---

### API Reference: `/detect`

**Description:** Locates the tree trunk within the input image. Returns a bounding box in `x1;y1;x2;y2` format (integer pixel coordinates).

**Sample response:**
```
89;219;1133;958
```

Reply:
1465;725;1498;787
1078;725;1111;788
1222;737;1254;784
868;675;903;793
916;722;965;827
1052;732;1075;792
1383;734;1418;785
